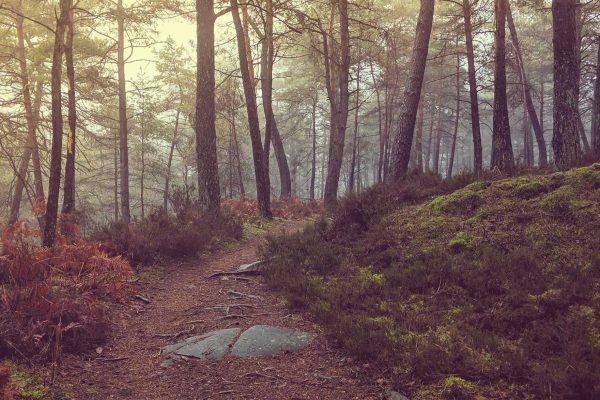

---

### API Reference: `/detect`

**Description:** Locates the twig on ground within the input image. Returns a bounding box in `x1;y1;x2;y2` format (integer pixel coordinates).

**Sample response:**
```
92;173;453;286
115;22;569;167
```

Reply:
153;325;195;340
133;294;150;304
96;357;130;362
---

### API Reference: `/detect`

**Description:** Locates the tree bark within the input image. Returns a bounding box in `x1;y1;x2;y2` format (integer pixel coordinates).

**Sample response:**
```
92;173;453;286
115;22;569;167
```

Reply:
62;0;76;214
506;0;548;167
231;0;271;218
164;109;180;210
462;0;483;175
323;0;351;209
196;0;221;210
117;0;130;222
14;0;45;222
310;93;318;201
448;45;461;178
43;0;69;247
8;82;43;225
415;92;425;172
593;37;600;154
231;100;245;197
260;0;292;198
348;61;361;193
491;0;514;173
552;0;582;170
389;0;435;180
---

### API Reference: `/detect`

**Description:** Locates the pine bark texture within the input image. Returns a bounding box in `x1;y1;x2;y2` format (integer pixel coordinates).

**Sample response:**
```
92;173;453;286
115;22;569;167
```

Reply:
117;0;131;222
390;0;435;180
63;0;76;214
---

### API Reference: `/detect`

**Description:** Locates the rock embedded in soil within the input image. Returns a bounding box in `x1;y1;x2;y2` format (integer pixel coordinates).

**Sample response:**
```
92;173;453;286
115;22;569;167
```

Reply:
161;328;241;366
230;325;313;358
161;325;313;366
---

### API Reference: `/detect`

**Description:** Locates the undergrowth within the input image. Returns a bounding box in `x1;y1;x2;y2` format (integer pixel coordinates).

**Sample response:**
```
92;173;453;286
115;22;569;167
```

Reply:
263;165;600;399
0;222;132;363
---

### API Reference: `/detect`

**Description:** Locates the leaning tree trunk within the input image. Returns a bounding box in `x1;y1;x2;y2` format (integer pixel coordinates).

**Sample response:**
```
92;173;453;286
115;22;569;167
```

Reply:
389;0;435;180
231;0;271;218
593;37;600;154
323;0;351;209
552;0;582;170
196;0;221;210
462;0;483;175
8;82;43;225
43;0;69;247
62;0;76;215
506;0;548;167
491;0;514;173
15;1;45;223
117;0;130;222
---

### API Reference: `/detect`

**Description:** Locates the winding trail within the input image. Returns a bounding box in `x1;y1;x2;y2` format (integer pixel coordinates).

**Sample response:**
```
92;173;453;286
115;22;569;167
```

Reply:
61;220;381;399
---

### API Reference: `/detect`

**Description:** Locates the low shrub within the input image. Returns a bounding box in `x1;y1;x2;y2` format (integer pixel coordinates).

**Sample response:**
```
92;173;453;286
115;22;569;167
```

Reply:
0;222;132;361
263;164;600;399
221;196;323;223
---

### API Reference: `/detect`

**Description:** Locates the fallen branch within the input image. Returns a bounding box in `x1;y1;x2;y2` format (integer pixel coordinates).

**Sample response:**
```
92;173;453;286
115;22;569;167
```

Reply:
133;294;150;304
96;357;130;362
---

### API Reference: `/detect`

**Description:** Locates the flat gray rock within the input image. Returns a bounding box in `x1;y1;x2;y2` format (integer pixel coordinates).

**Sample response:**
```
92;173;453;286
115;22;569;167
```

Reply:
161;328;241;366
230;325;313;358
385;388;410;400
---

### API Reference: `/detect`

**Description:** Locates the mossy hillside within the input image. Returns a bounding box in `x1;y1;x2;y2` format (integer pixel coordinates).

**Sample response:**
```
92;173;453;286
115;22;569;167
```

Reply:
263;164;600;400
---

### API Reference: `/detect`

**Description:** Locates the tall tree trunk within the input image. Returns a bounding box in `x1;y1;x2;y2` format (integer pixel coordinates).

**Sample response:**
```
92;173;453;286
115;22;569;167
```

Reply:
310;93;318;201
8;82;43;225
15;0;45;222
196;0;221;210
113;129;119;222
323;0;351;209
448;46;461;178
231;0;271;217
140;104;146;219
62;0;76;214
593;37;600;154
370;60;385;183
231;102;245;196
390;0;435;180
260;0;292;198
43;0;69;247
552;0;582;170
164;109;180;210
425;90;439;170
433;106;442;175
117;0;130;223
491;0;514;173
574;2;591;154
462;0;483;175
506;0;548;167
348;61;361;193
415;93;425;172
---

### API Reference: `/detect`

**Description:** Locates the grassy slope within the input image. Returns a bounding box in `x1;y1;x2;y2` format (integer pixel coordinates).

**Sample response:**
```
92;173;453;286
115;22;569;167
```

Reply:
263;164;600;400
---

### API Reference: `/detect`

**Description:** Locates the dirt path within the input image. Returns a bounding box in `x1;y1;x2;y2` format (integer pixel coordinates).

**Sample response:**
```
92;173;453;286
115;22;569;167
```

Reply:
60;220;382;400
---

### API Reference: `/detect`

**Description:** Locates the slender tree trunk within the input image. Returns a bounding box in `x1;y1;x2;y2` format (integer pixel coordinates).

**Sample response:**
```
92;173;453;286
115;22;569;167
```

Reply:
196;0;221;210
390;0;435;180
574;2;591;154
506;0;548;167
415;93;425;172
463;0;483;175
43;0;69;247
8;82;43;225
15;1;45;222
448;46;461;178
552;0;582;170
593;38;600;154
231;0;271;217
164;109;180;210
63;0;76;214
425;91;439;170
349;61;361;193
433;106;442;175
491;0;514;173
260;0;292;198
370;60;384;183
117;0;130;223
114;129;119;222
310;93;318;201
140;104;146;219
323;0;351;209
231;103;245;196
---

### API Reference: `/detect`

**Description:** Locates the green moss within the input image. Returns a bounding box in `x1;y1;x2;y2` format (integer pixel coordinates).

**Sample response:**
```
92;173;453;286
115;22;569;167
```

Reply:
5;361;51;399
513;179;548;199
539;185;577;216
442;376;477;400
448;232;473;253
429;189;483;215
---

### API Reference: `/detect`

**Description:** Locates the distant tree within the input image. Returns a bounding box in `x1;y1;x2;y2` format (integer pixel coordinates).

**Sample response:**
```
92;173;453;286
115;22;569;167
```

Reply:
552;0;582;170
389;0;435;180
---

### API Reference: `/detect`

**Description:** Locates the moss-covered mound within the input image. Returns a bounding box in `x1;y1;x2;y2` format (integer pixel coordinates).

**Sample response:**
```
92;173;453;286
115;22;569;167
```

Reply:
263;164;600;399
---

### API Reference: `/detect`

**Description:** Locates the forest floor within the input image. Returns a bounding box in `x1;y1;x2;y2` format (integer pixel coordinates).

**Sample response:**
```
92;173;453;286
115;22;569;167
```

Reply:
56;219;383;400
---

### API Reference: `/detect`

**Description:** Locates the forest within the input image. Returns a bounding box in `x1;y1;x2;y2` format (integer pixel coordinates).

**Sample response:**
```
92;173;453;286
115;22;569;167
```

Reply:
0;0;599;399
